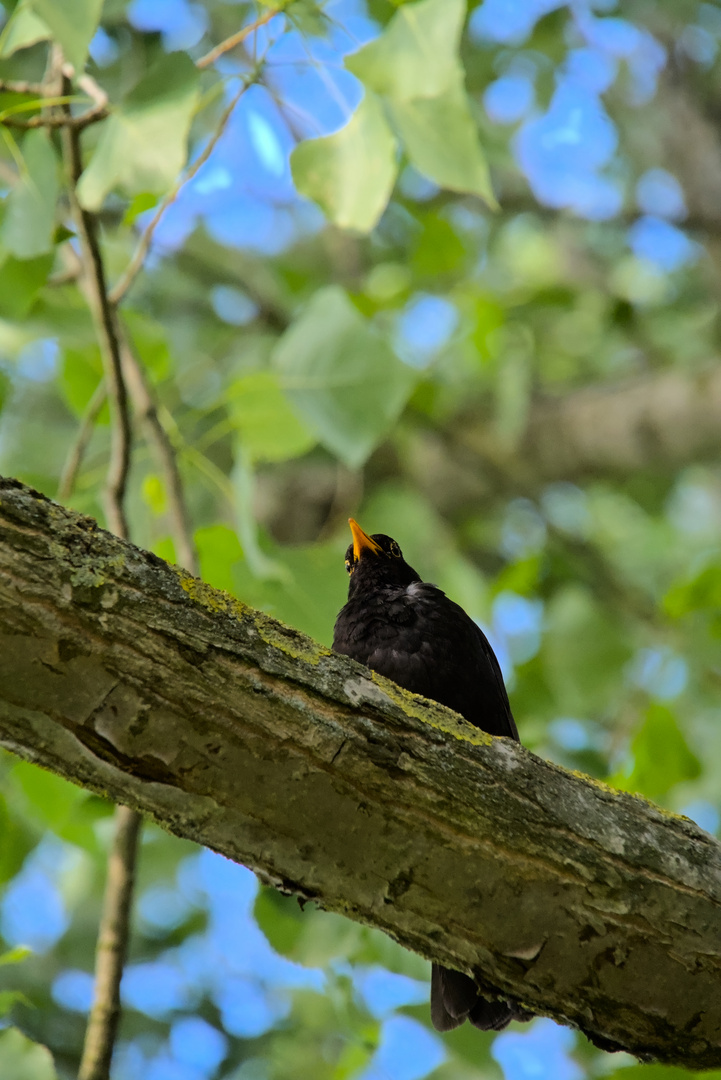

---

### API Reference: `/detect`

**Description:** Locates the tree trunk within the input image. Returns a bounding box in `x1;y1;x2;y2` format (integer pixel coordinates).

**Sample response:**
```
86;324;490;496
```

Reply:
0;476;719;1068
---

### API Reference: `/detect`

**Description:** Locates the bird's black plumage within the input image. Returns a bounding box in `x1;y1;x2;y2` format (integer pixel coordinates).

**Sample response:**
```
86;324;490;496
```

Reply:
333;519;525;1032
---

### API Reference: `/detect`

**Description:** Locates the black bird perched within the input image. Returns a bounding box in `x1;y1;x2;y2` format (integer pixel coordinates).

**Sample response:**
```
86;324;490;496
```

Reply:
333;518;526;1033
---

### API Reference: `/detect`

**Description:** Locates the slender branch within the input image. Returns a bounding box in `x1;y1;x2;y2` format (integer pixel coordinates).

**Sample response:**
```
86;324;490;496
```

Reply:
120;332;199;576
196;7;277;70
108;78;252;306
69;69;109;113
57;381;107;504
77;806;142;1080
2;71;108;128
56;55;141;1080
1;106;108;129
48;266;81;287
0;65;109;131
60;78;131;539
0;79;45;94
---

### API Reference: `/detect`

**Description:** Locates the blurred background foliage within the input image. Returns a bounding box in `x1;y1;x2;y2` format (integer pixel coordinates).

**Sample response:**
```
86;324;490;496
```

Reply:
0;0;720;1078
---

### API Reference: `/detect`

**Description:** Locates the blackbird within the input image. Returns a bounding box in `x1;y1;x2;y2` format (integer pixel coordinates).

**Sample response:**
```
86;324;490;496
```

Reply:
333;518;525;1032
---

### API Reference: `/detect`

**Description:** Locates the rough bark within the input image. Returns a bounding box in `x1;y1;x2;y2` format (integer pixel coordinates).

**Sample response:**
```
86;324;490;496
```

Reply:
0;476;719;1068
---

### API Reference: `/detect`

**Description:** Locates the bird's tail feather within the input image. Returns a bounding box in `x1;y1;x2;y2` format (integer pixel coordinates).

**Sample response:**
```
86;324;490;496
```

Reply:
430;963;529;1032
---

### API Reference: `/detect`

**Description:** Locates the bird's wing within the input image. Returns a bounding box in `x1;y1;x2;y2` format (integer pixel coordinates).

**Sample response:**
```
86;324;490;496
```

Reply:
386;584;520;741
471;619;520;743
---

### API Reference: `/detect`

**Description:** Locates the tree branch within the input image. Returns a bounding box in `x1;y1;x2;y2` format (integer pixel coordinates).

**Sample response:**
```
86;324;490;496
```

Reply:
60;82;131;540
57;58;138;1080
196;8;277;70
1;106;108;129
77;805;141;1080
0;476;719;1069
0;79;45;95
119;332;199;575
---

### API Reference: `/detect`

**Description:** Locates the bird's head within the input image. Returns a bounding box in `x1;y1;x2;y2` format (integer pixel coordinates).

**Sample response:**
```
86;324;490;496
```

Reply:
344;518;421;594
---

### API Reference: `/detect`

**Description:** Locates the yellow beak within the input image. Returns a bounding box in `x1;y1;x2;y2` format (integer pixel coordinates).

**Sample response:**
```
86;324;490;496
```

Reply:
349;518;382;560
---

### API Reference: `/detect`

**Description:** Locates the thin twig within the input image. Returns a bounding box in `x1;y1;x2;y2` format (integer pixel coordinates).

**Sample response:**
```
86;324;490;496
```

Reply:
108;78;252;306
60;78;131;538
77;806;142;1080
69;68;109;112
0;79;45;94
1;106;108;129
57;381;107;503
55;50;143;1080
196;6;277;69
120;332;200;575
1;67;109;128
48;266;81;287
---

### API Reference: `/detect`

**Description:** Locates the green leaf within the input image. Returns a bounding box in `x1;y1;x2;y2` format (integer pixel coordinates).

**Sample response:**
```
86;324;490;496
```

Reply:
28;0;103;73
664;561;721;617
59;346;103;419
470;294;504;361
291;90;398;233
142;473;166;515
333;1037;377;1080
602;1065;721;1080
346;0;465;101
0;4;50;58
411;215;465;277
0;946;33;967
53;224;75;244
0;793;32;886
152;536;176;565
0;1028;59;1080
0;991;33;1018
12;760;99;850
343;0;495;207
1;130;59;258
123;192;159;226
542;586;630;715
254;889;364;968
0;252;53;319
272;286;416;468
231;450;288;582
616;704;701;801
195;524;243;596
232;540;345;646
254;887;305;957
289;910;364;968
77;52;200;211
388;83;496;206
494;328;533;448
230;371;316;463
122;311;172;380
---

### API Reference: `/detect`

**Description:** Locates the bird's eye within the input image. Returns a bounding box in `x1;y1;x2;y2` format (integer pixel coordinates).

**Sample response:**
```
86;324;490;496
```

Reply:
390;541;401;557
345;559;353;575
